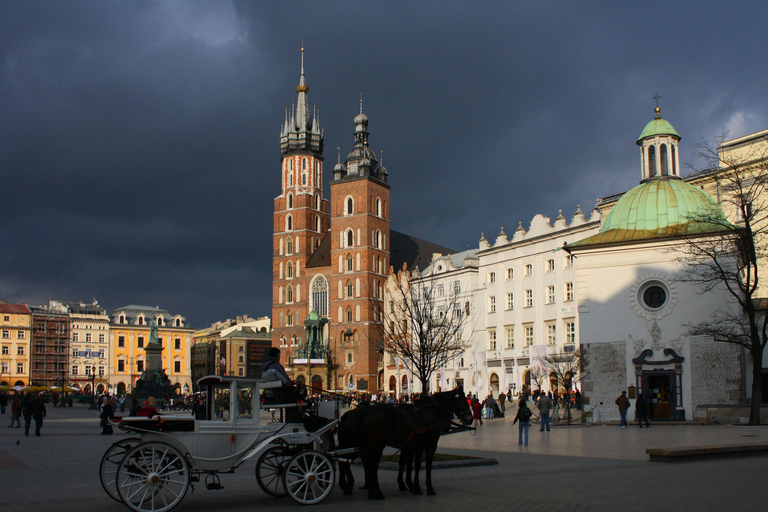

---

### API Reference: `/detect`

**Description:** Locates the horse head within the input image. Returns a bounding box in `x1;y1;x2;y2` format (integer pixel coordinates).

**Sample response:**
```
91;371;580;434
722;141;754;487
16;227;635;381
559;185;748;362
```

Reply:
429;386;473;427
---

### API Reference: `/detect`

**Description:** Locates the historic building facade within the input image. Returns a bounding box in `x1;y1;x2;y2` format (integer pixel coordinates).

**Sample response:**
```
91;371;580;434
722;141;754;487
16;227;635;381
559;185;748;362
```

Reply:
64;300;110;393
0;302;32;386
272;50;452;393
109;305;194;395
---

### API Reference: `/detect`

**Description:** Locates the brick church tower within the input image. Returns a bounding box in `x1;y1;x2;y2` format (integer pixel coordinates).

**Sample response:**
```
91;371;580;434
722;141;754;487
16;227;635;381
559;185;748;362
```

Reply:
272;47;329;353
327;100;391;392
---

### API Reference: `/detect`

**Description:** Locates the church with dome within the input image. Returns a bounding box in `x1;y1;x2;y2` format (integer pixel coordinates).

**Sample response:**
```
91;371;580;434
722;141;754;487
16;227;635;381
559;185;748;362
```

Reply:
566;106;743;422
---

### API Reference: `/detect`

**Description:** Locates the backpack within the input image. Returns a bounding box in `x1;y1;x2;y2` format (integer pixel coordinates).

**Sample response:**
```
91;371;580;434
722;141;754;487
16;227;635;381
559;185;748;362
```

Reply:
520;407;532;422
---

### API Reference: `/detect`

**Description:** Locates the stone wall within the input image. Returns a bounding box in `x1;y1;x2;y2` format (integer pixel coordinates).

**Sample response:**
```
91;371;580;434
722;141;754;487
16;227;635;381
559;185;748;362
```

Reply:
581;341;626;423
690;336;743;418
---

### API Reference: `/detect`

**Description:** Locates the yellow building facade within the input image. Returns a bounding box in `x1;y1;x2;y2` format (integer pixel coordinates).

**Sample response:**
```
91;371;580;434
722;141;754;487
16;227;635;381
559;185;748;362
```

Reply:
109;305;194;395
0;302;32;386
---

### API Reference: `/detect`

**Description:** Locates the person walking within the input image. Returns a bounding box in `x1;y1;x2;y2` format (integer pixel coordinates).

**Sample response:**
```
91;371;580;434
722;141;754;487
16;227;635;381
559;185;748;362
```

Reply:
636;393;650;428
100;397;115;435
8;394;22;428
471;399;484;427
30;394;46;436
484;394;496;420
513;399;532;446
0;392;7;414
537;392;552;432
615;390;630;428
498;391;506;412
21;392;33;436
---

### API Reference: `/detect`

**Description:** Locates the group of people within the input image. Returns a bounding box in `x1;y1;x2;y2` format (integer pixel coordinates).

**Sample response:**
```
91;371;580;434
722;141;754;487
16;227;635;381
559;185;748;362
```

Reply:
615;390;651;428
4;392;46;436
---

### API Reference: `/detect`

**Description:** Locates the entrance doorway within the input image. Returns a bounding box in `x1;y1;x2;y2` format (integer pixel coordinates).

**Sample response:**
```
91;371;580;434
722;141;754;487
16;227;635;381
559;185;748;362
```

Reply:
647;373;672;420
312;374;323;393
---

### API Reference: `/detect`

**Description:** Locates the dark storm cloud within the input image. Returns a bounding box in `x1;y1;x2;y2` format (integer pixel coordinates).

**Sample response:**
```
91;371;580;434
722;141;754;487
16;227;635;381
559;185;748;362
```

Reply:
2;1;767;326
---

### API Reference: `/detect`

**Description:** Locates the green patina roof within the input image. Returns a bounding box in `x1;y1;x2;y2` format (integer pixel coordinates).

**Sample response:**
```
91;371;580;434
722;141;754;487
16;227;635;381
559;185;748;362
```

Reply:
637;117;680;142
569;177;729;248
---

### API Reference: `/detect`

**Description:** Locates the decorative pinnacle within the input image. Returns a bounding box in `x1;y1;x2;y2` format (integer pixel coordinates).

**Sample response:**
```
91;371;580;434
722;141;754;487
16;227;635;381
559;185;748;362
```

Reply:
360;93;364;113
652;91;662;118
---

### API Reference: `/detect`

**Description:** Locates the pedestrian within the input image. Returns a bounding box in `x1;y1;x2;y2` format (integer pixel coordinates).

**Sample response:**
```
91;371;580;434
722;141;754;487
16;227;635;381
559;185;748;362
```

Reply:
0;392;7;414
8;394;22;428
21;392;33;436
498;391;506;412
636;393;650;428
615;390;630;428
30;394;46;436
537;392;552;432
471;399;484;427
129;397;141;417
100;397;115;435
513;399;532;446
485;394;496;419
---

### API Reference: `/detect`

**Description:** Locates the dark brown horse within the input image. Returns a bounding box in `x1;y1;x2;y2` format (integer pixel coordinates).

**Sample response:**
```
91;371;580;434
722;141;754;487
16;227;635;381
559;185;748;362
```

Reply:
396;389;473;495
337;386;472;500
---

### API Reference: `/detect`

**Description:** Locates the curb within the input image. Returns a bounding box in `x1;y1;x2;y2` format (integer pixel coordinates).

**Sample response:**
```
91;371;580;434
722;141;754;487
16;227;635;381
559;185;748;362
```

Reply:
726;423;768;429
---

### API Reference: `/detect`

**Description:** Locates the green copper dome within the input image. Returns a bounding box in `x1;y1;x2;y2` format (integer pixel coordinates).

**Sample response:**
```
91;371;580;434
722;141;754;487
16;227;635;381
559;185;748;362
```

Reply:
570;178;728;247
638;117;680;143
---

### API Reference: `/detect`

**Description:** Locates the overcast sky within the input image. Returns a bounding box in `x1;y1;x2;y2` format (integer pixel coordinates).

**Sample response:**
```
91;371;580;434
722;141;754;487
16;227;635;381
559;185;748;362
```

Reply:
2;1;767;328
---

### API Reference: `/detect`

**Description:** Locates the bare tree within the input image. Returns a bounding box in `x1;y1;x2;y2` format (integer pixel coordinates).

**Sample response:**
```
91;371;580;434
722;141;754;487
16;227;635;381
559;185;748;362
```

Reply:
529;366;547;393
381;266;472;394
542;350;582;424
673;133;768;425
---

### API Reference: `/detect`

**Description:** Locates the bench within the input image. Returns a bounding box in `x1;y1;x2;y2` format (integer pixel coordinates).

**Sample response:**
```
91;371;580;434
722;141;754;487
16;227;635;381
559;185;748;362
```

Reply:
647;443;768;462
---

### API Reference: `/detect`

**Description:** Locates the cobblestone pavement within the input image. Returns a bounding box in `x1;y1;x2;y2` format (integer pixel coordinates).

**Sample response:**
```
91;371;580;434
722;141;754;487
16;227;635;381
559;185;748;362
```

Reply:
0;404;766;511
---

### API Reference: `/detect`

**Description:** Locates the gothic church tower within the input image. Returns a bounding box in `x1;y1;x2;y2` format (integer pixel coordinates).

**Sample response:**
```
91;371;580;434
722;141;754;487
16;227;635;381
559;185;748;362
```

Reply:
272;47;329;350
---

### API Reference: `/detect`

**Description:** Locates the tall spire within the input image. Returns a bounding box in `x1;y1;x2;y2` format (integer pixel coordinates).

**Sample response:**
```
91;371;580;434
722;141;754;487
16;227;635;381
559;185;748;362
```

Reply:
295;43;309;130
280;43;322;155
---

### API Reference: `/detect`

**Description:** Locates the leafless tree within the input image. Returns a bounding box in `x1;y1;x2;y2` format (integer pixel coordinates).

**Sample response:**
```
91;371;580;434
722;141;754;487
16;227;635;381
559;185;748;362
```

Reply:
542;350;582;424
381;266;472;394
529;366;547;393
673;133;768;424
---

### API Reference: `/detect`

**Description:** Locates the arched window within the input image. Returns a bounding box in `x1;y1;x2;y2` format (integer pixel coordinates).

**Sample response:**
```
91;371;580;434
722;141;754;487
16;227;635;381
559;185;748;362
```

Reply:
346;280;354;298
289;173;294;186
648;145;657;176
346;197;354;215
286;236;293;255
347;230;354;247
315;194;321;210
286;261;294;279
346;254;353;272
289;160;294;171
286;285;294;303
376;197;382;217
346;307;353;323
310;275;329;316
660;144;668;175
286;215;293;231
672;146;677;175
375;230;381;248
287;193;293;209
302;158;307;170
315;216;321;232
302;173;307;185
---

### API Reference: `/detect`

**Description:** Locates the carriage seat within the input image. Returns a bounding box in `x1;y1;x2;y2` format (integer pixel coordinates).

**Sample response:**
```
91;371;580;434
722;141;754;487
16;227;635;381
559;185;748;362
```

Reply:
118;416;196;433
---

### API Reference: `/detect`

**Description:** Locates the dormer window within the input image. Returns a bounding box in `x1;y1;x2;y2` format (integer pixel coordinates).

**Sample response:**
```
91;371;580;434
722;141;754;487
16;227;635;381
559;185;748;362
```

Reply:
138;316;144;325
119;315;125;324
156;317;163;326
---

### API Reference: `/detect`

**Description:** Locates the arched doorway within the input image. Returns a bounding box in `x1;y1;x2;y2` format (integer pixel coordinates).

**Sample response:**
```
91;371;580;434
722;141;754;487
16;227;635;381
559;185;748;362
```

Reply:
96;384;105;394
389;375;396;391
550;372;558;394
522;369;531;396
312;375;323;393
116;382;126;395
401;376;408;395
490;373;499;393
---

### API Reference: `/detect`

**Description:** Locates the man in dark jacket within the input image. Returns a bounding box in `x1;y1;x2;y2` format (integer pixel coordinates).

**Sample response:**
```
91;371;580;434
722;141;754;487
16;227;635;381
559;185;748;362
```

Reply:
261;348;292;401
30;394;46;436
615;391;630;428
636;393;650;428
21;392;33;436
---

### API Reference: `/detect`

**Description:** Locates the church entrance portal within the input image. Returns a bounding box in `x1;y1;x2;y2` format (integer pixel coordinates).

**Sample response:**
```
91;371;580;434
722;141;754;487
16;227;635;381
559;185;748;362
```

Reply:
646;373;673;420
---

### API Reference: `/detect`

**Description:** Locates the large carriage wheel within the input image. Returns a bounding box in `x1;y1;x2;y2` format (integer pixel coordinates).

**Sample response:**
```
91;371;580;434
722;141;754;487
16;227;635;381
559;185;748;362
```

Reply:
100;437;141;502
284;450;335;505
256;445;291;497
116;442;190;512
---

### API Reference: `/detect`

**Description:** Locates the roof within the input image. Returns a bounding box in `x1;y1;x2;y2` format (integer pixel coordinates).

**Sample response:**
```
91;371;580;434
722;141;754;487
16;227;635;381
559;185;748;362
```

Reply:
0;303;32;315
305;229;456;271
568;177;728;248
638;117;680;143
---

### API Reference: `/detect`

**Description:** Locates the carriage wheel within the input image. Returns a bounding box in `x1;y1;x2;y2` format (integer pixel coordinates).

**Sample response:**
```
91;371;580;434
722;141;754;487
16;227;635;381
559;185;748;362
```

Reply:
284;450;335;505
256;445;290;497
100;437;141;502
116;442;190;512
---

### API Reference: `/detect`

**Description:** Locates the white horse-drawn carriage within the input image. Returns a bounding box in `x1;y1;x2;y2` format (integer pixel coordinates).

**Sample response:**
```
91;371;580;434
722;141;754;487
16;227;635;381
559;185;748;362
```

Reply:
99;375;345;511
